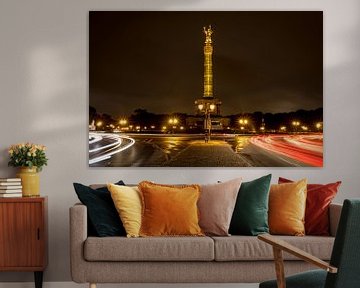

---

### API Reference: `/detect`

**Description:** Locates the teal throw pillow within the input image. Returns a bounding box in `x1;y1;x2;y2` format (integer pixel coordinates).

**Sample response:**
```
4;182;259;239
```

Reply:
229;174;272;236
73;180;126;237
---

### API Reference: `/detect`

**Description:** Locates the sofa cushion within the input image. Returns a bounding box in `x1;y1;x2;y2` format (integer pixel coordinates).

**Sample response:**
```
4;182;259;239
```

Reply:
84;236;214;261
212;236;334;261
269;179;307;236
279;177;341;236
198;178;242;236
229;174;271;236
73;181;126;237
107;184;142;238
139;181;203;237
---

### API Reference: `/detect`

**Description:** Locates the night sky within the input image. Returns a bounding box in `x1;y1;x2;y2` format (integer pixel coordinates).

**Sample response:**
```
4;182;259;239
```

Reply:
89;11;323;117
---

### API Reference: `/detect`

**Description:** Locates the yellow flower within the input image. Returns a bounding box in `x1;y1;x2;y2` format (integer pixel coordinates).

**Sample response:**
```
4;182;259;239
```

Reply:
27;152;32;157
8;149;13;155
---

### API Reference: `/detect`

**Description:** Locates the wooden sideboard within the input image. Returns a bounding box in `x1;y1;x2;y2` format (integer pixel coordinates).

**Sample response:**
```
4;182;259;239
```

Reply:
0;197;48;288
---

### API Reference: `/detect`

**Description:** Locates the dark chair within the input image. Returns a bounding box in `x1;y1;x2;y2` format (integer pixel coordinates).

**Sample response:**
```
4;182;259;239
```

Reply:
258;199;360;288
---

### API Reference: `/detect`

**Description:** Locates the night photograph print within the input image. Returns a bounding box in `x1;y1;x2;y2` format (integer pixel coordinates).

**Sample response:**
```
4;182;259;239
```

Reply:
89;11;323;167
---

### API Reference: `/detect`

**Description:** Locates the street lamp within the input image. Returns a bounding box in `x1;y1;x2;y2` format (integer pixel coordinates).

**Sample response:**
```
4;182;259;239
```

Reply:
292;121;300;132
238;118;249;133
315;122;322;131
96;121;103;130
168;117;179;133
119;119;127;126
239;118;248;125
168;118;178;125
198;103;215;141
119;119;128;131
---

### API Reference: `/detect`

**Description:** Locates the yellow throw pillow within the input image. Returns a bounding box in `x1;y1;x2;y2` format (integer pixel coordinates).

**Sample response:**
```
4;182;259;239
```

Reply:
107;183;142;238
269;179;307;236
138;181;204;237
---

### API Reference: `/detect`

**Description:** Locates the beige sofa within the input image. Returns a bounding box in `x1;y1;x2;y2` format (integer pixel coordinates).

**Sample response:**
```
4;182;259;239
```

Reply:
70;202;342;287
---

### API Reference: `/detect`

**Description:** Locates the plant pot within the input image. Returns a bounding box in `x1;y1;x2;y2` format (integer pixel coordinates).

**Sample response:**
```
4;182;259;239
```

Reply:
16;167;40;197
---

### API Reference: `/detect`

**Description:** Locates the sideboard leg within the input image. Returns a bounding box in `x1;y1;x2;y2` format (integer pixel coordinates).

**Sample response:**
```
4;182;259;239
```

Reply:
34;271;43;288
90;283;97;288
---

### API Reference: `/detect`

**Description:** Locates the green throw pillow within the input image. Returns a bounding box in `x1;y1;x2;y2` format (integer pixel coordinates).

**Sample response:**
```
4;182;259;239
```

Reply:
229;174;272;236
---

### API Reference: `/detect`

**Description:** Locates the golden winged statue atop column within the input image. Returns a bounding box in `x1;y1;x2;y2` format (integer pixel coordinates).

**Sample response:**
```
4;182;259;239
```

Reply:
203;25;213;44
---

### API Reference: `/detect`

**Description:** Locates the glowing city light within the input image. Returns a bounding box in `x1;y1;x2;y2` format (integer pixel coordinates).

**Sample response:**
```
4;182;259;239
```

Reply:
239;118;248;125
119;119;127;126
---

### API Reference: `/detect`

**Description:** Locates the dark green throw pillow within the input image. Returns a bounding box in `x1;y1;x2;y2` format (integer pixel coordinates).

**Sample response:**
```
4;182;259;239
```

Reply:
73;181;126;237
229;174;272;236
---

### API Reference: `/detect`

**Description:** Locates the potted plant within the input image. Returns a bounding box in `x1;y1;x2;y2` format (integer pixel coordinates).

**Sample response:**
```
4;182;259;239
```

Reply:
8;143;48;197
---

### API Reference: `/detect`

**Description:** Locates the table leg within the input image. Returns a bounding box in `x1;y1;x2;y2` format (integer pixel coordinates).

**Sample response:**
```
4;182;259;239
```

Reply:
34;271;43;288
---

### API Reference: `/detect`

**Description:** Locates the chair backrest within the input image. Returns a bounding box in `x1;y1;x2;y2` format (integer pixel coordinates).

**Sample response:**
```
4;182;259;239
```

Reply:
325;199;360;288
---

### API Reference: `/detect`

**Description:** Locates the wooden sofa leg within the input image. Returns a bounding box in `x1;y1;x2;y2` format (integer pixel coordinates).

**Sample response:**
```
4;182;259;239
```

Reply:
89;283;97;288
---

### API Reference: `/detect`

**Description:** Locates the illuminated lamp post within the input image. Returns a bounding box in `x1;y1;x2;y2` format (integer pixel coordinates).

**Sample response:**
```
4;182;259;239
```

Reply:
292;121;300;133
119;119;127;131
168;117;179;133
96;121;103;131
315;122;322;131
238;118;249;133
198;103;215;141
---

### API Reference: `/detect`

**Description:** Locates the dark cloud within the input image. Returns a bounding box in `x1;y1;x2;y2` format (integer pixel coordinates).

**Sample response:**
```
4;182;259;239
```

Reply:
90;11;322;117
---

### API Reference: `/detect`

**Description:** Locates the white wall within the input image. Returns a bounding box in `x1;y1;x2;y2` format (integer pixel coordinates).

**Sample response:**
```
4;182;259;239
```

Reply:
0;0;359;283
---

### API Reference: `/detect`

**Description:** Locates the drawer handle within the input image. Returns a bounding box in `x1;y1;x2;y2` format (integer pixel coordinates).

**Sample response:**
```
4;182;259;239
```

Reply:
37;228;40;240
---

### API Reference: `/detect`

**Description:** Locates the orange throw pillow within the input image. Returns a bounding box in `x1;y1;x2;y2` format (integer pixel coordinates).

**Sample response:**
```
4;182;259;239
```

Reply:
269;179;307;236
138;181;204;237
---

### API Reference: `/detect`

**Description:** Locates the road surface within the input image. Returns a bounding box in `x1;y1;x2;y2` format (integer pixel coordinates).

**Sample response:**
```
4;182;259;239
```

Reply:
89;132;323;167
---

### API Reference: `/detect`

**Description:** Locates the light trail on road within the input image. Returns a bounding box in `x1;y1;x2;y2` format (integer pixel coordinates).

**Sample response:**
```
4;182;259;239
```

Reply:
89;133;135;165
89;134;103;144
249;134;323;166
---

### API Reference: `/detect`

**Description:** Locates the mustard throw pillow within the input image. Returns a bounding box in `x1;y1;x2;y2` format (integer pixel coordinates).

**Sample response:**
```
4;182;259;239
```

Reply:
269;179;307;236
138;181;204;237
107;183;142;237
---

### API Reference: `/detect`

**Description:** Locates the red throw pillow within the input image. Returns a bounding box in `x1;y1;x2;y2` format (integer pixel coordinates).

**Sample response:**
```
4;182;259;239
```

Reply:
278;177;341;236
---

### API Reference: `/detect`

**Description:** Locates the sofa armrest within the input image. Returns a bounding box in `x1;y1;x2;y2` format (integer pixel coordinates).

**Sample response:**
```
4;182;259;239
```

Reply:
258;234;338;273
69;203;88;283
258;233;337;288
329;203;342;237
